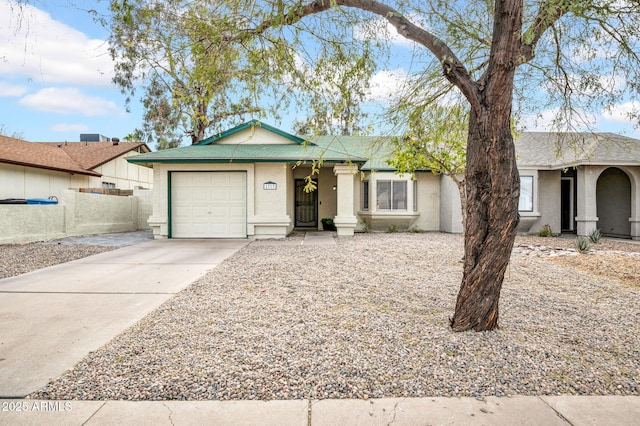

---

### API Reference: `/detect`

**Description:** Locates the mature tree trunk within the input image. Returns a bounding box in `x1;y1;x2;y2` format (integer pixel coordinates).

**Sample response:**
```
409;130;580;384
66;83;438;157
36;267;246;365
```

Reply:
449;108;520;331
449;0;523;331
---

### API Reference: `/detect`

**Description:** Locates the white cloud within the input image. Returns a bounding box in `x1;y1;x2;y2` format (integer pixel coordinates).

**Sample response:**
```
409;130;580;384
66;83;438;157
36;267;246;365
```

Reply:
600;101;640;124
366;69;413;103
50;123;90;133
0;1;114;86
0;81;27;96
19;87;120;116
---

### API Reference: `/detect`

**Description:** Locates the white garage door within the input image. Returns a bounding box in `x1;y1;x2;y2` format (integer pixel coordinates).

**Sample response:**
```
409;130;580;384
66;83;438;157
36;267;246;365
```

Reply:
171;172;247;238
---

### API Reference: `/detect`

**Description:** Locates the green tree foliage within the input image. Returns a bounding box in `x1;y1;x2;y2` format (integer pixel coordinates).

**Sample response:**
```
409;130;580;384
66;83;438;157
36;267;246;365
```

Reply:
108;0;277;148
293;45;375;136
388;104;468;232
220;0;640;332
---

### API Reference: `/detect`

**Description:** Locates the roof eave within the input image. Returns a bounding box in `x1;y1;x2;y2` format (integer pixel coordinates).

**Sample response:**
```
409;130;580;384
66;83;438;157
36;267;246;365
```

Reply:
0;159;102;177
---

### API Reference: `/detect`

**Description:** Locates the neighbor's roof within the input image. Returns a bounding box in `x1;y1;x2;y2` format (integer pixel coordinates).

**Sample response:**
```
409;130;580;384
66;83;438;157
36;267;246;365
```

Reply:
0;135;101;176
0;135;151;177
515;132;640;169
39;141;151;170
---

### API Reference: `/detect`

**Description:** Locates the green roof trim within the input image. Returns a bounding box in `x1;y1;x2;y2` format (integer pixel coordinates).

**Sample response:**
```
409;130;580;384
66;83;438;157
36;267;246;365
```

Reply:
196;120;307;146
127;144;366;164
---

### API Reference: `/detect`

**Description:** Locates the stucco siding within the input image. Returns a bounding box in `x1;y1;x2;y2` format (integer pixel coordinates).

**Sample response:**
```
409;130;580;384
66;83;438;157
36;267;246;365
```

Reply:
91;152;153;190
0;189;148;244
0;163;89;200
439;175;463;233
412;173;440;231
525;170;561;235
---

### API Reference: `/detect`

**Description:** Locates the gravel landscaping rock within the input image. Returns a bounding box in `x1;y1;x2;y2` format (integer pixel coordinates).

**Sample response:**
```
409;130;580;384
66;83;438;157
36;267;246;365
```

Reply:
24;232;640;401
0;243;116;279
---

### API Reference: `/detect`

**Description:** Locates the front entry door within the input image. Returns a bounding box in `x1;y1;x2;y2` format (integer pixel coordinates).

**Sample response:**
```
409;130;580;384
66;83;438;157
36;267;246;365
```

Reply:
561;177;574;232
295;179;318;228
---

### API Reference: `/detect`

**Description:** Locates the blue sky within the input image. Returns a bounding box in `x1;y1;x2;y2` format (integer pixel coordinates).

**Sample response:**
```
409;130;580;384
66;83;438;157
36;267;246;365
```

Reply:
1;0;638;146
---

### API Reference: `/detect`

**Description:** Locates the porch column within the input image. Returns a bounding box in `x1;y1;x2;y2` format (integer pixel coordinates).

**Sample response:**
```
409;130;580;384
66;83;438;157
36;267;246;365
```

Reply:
575;166;600;237
333;163;358;236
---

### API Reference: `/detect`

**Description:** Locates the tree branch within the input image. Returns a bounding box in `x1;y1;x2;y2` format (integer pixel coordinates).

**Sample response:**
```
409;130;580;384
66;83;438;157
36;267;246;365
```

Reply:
520;0;573;64
243;0;481;111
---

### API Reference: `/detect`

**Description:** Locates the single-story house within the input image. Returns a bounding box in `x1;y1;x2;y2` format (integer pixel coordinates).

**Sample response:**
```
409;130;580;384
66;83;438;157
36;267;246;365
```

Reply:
127;120;640;240
0;134;153;201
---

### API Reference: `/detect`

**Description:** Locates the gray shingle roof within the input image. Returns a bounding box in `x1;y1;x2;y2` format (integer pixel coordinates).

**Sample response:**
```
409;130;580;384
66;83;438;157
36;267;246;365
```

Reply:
515;132;640;169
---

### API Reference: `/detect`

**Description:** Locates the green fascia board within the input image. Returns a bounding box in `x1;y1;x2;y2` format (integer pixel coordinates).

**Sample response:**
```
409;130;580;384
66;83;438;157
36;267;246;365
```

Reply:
196;120;308;146
127;144;366;164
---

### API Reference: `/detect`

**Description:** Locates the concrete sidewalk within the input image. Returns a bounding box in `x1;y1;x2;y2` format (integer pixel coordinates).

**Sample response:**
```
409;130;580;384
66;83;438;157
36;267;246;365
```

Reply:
1;395;639;425
0;238;249;397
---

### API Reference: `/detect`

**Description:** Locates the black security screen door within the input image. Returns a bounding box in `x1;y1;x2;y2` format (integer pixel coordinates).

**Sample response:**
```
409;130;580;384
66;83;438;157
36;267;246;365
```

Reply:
295;179;318;228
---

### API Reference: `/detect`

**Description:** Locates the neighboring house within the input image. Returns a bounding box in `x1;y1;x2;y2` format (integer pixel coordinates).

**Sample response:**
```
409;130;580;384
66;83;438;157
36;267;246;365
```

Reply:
127;120;640;240
513;132;640;239
0;134;153;200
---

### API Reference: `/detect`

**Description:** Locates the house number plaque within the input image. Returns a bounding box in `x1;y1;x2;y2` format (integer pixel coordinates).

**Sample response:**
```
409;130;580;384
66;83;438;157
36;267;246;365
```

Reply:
263;181;277;190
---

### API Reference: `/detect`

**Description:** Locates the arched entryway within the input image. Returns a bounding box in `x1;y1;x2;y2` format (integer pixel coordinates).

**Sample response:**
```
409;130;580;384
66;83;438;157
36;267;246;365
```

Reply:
596;167;631;237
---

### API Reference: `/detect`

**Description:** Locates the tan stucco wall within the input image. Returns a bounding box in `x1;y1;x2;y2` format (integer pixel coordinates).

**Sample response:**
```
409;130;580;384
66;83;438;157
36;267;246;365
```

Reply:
525;170;561;235
439;175;463;233
0;189;148;244
0;204;66;244
90;151;153;190
253;163;292;237
0;163;88;200
413;173;440;231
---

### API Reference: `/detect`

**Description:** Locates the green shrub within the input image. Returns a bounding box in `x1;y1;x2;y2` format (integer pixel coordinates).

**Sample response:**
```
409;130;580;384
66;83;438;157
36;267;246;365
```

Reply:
360;219;371;233
408;226;422;233
576;236;590;254
538;224;553;237
589;228;602;244
320;218;336;231
386;224;398;233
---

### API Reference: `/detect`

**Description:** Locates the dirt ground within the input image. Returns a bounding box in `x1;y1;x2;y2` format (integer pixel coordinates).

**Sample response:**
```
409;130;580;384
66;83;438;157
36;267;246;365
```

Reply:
516;235;640;288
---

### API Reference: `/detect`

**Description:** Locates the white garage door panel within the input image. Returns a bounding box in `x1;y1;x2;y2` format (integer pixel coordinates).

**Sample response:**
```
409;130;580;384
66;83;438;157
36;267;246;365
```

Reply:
172;172;247;238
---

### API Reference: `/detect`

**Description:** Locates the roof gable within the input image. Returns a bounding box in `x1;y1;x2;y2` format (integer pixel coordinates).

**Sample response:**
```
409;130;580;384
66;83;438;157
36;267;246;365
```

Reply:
197;120;307;146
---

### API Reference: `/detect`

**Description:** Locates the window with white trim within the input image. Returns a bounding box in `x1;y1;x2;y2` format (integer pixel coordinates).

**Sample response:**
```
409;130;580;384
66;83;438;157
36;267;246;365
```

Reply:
413;180;418;212
376;180;407;210
519;176;533;211
102;182;116;189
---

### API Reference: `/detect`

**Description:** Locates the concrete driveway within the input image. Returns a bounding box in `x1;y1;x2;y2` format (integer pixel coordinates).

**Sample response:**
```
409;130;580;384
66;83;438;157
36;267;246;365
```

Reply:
0;238;249;397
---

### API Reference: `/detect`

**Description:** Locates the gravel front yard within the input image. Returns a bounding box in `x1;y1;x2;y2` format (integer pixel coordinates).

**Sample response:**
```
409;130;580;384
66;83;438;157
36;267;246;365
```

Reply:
19;232;639;401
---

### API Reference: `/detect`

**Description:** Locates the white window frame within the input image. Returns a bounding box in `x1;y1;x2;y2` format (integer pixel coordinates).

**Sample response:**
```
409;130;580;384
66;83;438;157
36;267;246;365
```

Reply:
518;175;534;212
376;180;408;211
